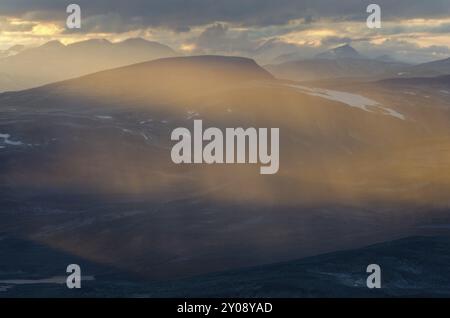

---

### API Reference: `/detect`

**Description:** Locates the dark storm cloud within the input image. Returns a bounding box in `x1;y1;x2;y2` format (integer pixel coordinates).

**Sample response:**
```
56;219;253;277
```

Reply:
194;23;256;53
0;0;449;32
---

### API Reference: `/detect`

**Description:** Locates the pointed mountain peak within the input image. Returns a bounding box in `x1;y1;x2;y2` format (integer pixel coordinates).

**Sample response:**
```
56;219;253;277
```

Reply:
316;44;364;60
40;40;65;49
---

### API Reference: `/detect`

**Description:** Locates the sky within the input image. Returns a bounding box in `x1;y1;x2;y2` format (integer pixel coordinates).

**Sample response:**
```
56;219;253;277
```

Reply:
0;0;450;63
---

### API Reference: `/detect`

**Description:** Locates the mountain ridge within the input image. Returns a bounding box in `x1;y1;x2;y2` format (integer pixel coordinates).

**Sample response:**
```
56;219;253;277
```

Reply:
0;38;178;93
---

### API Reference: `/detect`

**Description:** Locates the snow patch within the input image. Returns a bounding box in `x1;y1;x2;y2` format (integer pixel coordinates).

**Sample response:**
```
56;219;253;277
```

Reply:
378;107;406;120
187;111;200;120
140;119;153;125
285;84;406;120
141;132;152;141
96;115;113;120
0;133;24;146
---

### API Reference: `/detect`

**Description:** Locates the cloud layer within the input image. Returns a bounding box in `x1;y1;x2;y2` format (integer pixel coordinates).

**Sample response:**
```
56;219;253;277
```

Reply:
0;0;449;63
1;0;449;31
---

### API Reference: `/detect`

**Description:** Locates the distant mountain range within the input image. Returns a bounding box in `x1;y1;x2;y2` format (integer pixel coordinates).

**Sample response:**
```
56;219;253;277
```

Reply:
266;45;409;81
267;58;409;82
0;44;25;58
378;74;450;88
4;40;450;91
0;38;178;92
266;44;450;82
392;57;450;78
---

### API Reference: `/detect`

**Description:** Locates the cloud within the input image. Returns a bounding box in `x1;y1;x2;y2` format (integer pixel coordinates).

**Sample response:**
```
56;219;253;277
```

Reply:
0;0;449;32
193;23;256;54
63;13;145;34
0;16;36;32
0;0;449;63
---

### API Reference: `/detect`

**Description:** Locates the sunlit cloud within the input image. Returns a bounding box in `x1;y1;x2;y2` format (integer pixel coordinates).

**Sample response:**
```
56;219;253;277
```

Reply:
180;43;196;52
31;23;62;36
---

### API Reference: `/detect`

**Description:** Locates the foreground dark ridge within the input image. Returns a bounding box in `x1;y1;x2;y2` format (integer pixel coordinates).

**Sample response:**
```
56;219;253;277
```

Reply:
1;236;449;297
